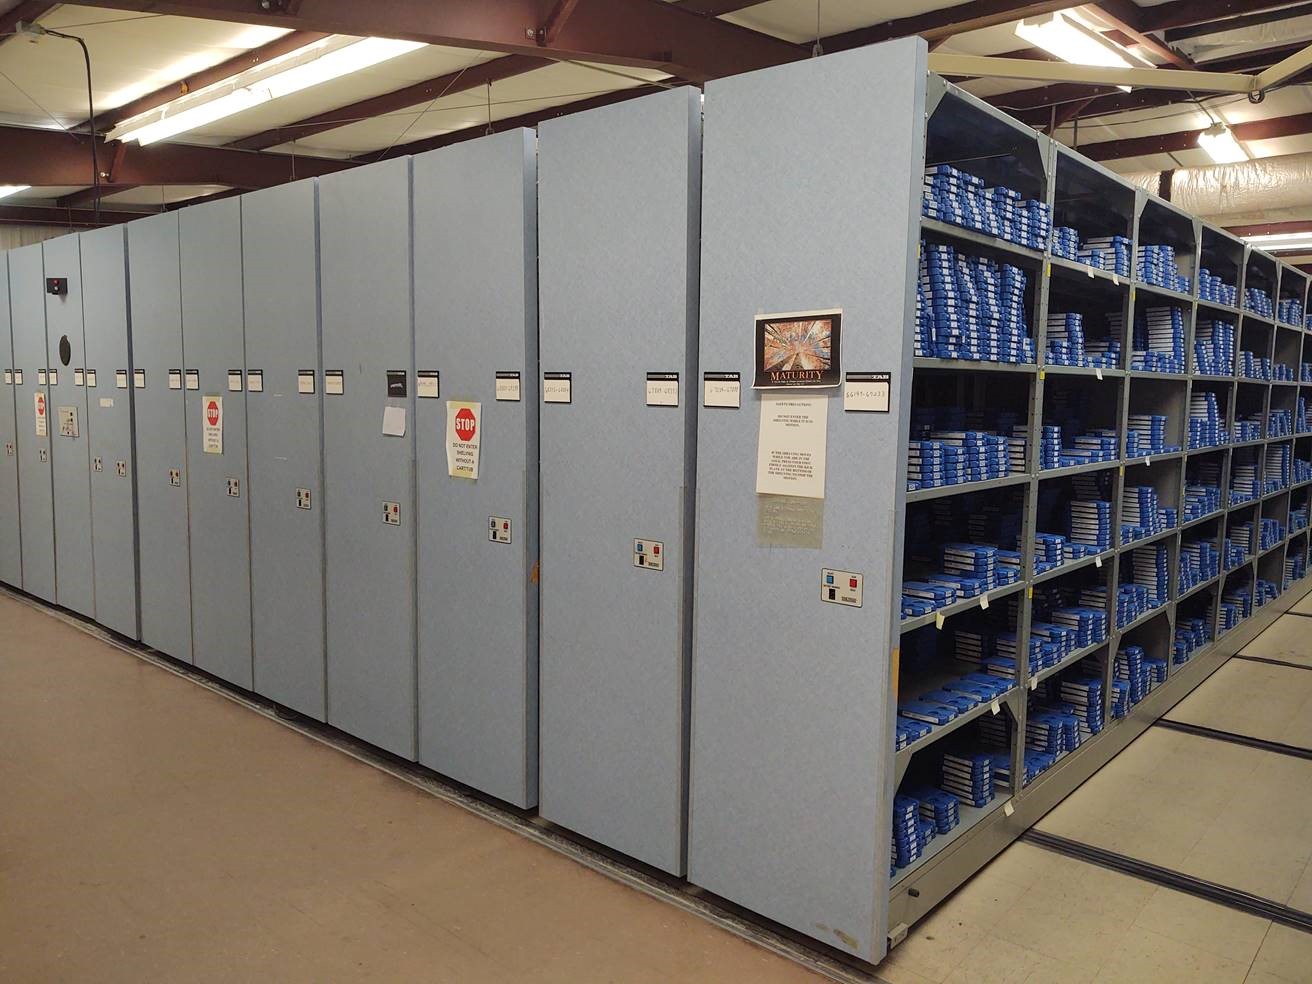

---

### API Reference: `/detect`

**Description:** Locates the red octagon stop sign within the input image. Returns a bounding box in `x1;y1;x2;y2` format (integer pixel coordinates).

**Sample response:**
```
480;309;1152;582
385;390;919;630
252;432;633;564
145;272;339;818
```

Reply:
454;406;476;442
206;400;220;427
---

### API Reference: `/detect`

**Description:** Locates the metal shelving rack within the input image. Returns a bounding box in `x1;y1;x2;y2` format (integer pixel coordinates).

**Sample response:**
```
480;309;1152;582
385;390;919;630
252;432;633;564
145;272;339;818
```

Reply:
888;75;1312;946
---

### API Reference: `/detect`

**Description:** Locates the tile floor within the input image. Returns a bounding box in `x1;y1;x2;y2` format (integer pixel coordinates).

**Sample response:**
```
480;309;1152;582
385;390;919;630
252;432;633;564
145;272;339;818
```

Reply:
4;593;1312;983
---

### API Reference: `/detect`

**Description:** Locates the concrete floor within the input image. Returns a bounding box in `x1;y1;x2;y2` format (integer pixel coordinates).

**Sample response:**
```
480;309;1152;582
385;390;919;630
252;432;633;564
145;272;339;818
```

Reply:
7;590;1312;983
0;591;820;983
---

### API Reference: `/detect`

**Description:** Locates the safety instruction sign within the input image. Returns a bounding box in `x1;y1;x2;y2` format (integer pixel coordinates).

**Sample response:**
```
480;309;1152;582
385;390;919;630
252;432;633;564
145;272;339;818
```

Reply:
446;400;481;480
34;391;47;437
202;395;223;454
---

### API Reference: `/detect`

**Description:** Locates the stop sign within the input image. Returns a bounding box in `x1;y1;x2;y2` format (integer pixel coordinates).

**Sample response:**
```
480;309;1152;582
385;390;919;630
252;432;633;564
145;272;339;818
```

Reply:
206;400;220;427
454;406;476;442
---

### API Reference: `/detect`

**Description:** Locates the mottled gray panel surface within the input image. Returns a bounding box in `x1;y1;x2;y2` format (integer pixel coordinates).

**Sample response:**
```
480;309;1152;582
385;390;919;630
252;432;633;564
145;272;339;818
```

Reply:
80;225;139;640
242;179;326;720
412;129;539;807
42;234;95;619
127;213;193;663
180;198;252;689
688;41;927;962
318;157;416;759
537;87;701;874
9;243;55;603
0;256;20;588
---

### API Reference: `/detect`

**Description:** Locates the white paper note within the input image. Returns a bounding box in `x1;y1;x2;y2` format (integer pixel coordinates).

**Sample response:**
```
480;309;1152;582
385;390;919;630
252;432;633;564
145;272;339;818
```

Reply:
755;393;828;499
382;405;407;437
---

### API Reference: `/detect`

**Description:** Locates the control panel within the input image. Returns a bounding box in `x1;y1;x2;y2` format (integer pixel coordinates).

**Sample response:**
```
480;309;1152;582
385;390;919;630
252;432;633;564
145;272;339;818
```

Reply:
489;516;512;544
821;568;863;608
382;500;401;526
633;538;664;571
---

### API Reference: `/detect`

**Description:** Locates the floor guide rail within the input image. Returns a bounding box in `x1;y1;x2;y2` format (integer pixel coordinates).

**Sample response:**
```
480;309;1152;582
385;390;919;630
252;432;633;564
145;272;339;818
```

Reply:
1021;829;1312;933
1232;653;1312;671
1155;718;1312;760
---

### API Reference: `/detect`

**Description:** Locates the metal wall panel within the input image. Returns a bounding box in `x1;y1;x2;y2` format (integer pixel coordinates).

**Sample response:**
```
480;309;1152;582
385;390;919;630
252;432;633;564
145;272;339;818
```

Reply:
127;213;192;663
0;255;20;587
242;179;326;719
687;42;927;962
9;243;55;603
318;157;416;758
42;234;95;619
536;88;701;874
180;198;252;689
412;129;539;807
80;225;139;640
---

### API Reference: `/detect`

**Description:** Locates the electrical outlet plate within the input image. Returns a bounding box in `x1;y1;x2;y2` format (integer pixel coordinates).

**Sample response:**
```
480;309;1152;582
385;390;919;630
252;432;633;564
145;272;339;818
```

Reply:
92;456;103;472
226;478;240;498
296;488;312;510
169;468;180;487
115;460;127;478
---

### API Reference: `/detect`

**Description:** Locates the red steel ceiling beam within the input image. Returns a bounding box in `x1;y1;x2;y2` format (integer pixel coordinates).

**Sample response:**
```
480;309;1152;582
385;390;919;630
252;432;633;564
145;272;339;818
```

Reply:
1092;1;1197;69
676;1;762;15
84;29;329;133
0;1;56;48
71;0;802;82
364;82;671;162
1;125;351;188
1224;220;1312;237
228;53;550;152
0;203;146;227
1078;110;1312;161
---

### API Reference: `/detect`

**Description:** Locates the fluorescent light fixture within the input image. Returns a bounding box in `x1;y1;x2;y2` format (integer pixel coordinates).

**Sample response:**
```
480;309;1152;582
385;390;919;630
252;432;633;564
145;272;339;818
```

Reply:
1197;122;1249;165
0;185;31;200
110;36;426;145
1243;231;1312;253
1016;11;1152;92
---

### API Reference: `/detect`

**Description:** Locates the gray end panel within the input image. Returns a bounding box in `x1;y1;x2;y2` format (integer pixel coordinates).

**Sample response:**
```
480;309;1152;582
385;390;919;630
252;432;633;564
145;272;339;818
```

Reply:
43;234;95;619
9;243;55;603
412;129;539;807
81;225;139;640
0;256;19;587
180;198;253;689
242;179;326;720
127;213;193;663
688;42;927;962
537;88;700;874
318;158;416;759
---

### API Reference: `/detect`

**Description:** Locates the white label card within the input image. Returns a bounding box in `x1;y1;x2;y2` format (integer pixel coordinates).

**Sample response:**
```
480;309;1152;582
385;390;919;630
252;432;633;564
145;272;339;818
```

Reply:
843;372;891;413
247;370;264;393
99;397;114;408
48;369;57;387
185;370;199;391
325;371;344;396
228;371;243;392
116;370;128;389
703;372;741;408
86;370;96;388
417;371;440;399
74;369;84;386
37;369;47;385
543;372;571;404
645;372;679;407
2;370;9;384
168;370;182;390
495;372;521;402
297;370;316;395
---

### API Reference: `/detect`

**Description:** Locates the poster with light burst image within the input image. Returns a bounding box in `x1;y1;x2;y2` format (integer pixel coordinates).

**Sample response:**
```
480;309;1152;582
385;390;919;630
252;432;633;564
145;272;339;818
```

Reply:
753;309;842;388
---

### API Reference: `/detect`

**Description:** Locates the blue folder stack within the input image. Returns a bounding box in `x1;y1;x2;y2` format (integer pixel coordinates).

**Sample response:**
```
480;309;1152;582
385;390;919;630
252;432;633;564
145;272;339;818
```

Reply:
1245;286;1274;318
1136;244;1190;293
1131;305;1186;373
1188;392;1226;449
1278;296;1303;325
940;751;995;808
1184;483;1222;521
1193;320;1235;375
1198;268;1237;306
922;164;1052;250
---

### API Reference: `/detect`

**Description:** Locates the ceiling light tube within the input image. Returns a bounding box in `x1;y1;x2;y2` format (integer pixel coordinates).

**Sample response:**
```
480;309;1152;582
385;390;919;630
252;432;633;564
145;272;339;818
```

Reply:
1016;11;1147;91
109;36;426;145
0;185;31;200
1197;122;1249;165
